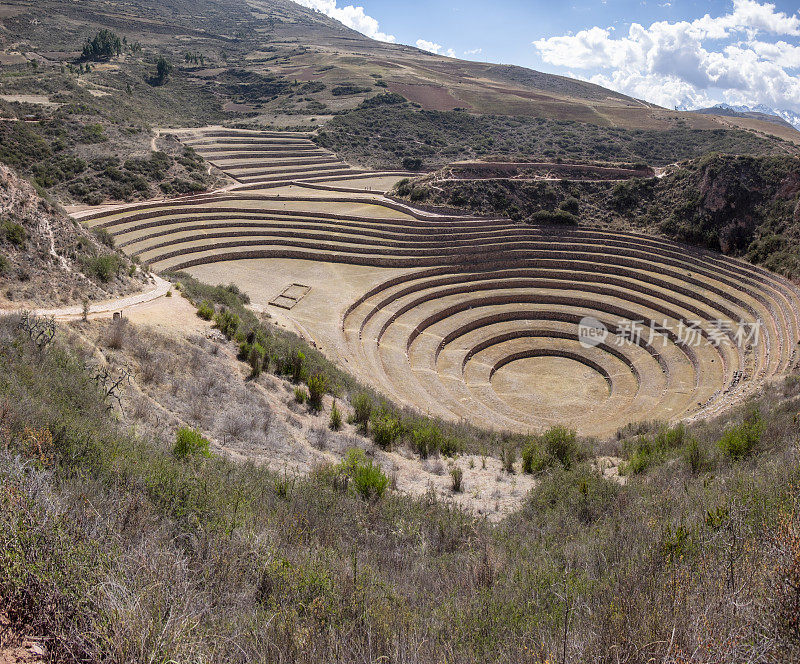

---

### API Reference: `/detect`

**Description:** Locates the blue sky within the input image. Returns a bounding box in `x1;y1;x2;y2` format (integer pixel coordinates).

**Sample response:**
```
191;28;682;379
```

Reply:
292;1;800;112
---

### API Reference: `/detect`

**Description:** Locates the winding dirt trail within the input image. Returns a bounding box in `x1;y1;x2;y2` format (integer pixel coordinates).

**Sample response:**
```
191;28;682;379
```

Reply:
0;275;172;320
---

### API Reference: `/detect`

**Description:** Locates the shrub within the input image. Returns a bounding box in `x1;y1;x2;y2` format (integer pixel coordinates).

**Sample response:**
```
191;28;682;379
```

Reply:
525;464;620;526
501;445;516;473
248;343;265;378
371;410;402;450
624;441;653;476
351;392;373;433
0;252;8;275
92;227;115;248
307;373;327;411
213;310;240;338
684;437;705;473
329;401;342;431
542;426;580;468
395;178;412;197
294;387;308;405
332;84;372;96
655;422;686;449
450;467;463;493
521;438;549;474
528;210;578;225
410;422;442;459
718;407;764;460
290;349;306;383
402;156;423;171
559;197;580;215
83;254;122;283
337;449;389;499
173;427;211;459
1;220;26;248
103;318;127;350
622;423;689;475
196;301;214;320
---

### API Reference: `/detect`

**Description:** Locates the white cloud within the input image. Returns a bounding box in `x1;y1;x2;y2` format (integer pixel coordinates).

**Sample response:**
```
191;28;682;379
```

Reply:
464;48;483;55
291;0;395;42
532;0;800;111
415;39;457;58
416;39;443;54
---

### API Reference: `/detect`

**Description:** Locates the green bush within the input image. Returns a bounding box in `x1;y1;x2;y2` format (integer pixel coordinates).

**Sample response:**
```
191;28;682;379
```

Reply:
331;84;372;96
522;426;581;473
290;350;306;383
307;373;327;411
559;197;580;215
402;157;423;171
684;437;705;473
624;442;653;476
542;426;580;468
0;252;8;276
718;407;764;460
329;401;342;431
529;209;578;225
395;178;412;197
248;343;265;378
622;423;689;475
213;309;241;339
521;438;549;474
337;449;389;499
351;392;373;433
450;466;463;493
197;301;214;320
1;220;26;248
410;422;442;459
173;427;211;460
294;387;308;405
525;464;620;526
371;410;402;450
82;254;122;283
501;444;516;473
92;226;115;248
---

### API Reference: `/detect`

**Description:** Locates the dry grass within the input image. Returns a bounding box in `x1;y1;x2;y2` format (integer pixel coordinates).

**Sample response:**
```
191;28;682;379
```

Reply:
0;317;799;662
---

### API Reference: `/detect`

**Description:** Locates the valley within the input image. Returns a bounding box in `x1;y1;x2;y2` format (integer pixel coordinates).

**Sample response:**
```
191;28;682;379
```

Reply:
1;1;800;662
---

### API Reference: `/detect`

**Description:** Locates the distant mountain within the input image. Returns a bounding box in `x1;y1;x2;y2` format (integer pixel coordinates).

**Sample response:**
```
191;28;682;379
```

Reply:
692;103;800;131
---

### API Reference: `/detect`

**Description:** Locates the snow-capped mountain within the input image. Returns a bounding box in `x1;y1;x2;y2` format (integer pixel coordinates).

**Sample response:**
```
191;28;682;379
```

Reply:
714;103;800;131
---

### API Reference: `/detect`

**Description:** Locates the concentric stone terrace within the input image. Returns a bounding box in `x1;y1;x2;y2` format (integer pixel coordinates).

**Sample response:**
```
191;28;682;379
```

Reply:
174;127;406;189
78;129;800;436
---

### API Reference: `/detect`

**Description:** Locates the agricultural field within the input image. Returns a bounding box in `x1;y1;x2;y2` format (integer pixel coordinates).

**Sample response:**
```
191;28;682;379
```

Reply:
79;128;800;437
2;0;800;661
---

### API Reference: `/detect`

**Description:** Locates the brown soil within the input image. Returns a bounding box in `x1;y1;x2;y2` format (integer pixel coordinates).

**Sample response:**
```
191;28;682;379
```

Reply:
387;83;465;111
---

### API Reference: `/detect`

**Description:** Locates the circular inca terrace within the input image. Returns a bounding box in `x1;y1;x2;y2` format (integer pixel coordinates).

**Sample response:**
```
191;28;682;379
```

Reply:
76;128;800;436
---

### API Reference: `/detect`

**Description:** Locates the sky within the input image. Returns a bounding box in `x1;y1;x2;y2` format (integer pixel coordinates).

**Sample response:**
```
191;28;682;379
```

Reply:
290;0;800;113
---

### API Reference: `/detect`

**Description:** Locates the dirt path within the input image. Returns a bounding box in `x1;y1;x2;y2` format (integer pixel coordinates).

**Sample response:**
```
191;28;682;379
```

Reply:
0;275;172;320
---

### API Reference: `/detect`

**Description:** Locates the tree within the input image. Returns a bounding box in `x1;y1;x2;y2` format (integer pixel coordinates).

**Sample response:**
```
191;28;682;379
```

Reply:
151;56;173;85
82;29;122;60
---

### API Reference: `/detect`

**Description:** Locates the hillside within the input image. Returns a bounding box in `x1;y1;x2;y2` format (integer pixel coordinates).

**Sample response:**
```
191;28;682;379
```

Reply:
317;100;798;171
394;154;800;277
0;163;147;307
2;2;800;663
0;0;796;210
2;0;799;133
